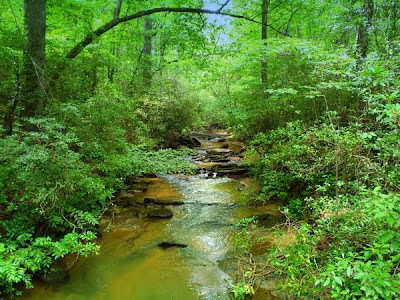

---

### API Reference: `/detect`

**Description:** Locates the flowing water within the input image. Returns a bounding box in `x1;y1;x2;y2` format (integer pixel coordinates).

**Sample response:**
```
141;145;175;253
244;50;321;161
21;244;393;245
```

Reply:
23;133;281;300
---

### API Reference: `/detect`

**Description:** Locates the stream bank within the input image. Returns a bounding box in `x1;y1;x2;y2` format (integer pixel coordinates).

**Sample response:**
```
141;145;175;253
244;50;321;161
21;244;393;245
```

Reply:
23;131;285;300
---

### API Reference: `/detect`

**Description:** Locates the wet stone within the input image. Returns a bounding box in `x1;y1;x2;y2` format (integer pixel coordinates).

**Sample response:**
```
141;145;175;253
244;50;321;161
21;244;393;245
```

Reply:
220;143;229;149
147;208;173;218
144;197;184;206
178;135;202;148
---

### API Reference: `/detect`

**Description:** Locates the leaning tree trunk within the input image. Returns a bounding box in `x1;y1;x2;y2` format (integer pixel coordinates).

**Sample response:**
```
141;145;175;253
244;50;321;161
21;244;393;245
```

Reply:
22;0;46;118
143;17;153;89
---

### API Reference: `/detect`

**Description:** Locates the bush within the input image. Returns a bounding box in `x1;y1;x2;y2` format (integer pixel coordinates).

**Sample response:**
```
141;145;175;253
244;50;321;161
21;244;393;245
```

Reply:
273;190;400;299
0;119;104;295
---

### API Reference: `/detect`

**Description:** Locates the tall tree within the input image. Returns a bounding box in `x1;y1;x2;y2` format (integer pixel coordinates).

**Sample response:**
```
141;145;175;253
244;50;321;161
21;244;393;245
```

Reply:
22;0;46;118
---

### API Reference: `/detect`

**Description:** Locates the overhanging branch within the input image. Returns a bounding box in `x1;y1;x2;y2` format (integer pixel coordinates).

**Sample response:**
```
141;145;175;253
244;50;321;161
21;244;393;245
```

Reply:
66;6;291;59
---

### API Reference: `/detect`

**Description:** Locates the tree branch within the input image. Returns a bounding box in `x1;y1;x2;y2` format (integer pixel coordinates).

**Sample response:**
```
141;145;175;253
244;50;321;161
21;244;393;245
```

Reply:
66;6;291;59
217;0;231;13
114;0;123;19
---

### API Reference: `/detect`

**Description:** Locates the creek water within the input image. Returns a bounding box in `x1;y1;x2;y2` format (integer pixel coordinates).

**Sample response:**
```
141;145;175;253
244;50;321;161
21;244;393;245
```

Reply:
23;133;281;300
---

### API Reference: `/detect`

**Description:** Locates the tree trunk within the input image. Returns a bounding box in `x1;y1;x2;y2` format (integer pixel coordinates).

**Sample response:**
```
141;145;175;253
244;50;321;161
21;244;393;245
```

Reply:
387;1;399;45
2;95;17;136
143;17;153;89
261;0;269;85
108;46;116;83
22;0;46;118
355;0;374;61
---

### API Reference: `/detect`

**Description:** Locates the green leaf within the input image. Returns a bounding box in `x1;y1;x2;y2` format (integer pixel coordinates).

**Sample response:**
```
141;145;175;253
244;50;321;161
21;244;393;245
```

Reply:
346;266;352;277
333;276;343;286
386;215;395;227
323;277;331;287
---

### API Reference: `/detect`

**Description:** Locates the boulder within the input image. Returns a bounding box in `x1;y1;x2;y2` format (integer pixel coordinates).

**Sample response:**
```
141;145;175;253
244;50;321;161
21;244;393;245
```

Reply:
207;163;249;176
207;148;232;155
178;135;201;148
148;208;173;218
215;168;248;176
221;143;229;149
209;157;231;163
192;137;202;146
212;137;226;143
143;197;154;206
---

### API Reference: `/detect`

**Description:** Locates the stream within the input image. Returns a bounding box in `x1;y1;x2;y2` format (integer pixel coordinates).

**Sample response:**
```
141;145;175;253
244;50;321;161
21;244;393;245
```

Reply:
23;132;282;300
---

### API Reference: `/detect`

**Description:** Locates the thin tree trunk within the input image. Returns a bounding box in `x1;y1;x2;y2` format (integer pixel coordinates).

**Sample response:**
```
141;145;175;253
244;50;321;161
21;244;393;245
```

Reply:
261;0;269;85
108;46;116;83
143;17;153;89
22;0;46;118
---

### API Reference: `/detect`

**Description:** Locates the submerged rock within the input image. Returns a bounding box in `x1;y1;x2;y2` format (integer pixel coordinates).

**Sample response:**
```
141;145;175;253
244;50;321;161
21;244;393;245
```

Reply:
37;269;69;283
113;193;138;207
254;214;286;227
158;241;188;249
154;199;184;206
130;185;148;193
144;197;184;206
148;208;173;218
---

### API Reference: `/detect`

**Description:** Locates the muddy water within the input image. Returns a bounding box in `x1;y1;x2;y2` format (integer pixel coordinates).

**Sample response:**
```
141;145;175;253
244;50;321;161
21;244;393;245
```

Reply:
23;133;281;300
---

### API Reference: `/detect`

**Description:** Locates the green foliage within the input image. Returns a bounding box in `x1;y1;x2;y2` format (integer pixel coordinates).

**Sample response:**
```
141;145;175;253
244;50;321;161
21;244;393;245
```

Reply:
138;76;201;147
0;232;98;295
236;47;399;298
203;39;364;139
53;88;194;188
229;281;255;300
0;0;399;297
234;216;259;254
